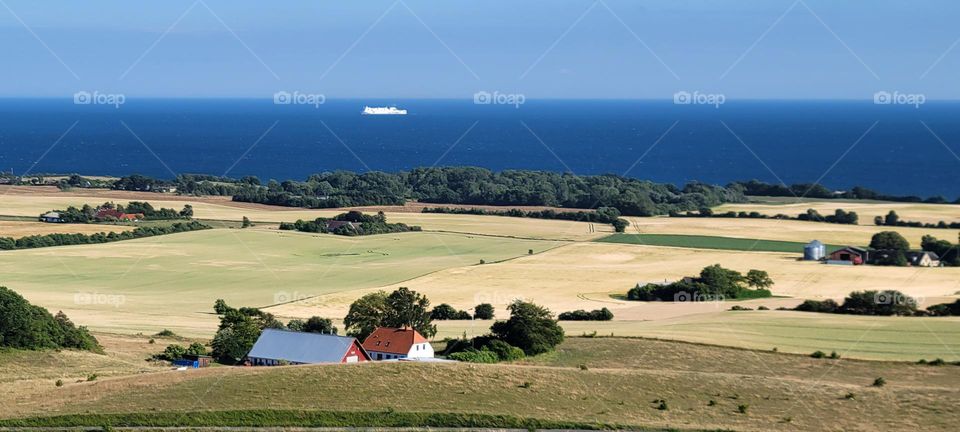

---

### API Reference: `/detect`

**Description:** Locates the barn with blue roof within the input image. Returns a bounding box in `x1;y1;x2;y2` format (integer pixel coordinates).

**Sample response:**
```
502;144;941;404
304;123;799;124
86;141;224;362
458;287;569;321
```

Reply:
246;329;370;366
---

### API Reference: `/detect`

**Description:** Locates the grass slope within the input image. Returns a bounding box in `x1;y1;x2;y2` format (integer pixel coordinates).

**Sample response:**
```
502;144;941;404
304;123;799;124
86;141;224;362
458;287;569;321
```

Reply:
596;233;846;253
5;338;958;431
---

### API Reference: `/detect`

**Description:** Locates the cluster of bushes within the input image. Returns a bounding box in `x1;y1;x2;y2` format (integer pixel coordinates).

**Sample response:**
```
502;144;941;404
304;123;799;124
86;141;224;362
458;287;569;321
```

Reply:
0;221;210;250
422;206;630;232
445;336;527;363
627;265;773;302
795;290;960;316
670;207;858;225
231;167;744;216
443;300;565;363
875;210;960;230
557;308;614;321
153;342;207;362
44;201;192;223
278;211;421;236
210;299;340;364
430;303;473;320
730;180;957;204
0;286;100;352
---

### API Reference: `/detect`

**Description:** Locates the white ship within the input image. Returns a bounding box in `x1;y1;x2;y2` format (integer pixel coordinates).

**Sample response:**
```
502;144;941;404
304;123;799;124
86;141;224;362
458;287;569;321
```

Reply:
362;106;407;115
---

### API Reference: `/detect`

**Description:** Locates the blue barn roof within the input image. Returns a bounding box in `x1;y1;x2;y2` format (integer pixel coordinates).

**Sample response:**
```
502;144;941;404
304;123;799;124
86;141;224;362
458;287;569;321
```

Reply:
246;329;363;364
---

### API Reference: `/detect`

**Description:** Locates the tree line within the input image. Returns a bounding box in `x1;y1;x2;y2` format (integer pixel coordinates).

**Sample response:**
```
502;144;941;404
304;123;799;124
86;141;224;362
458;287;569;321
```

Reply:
227;167;743;216
673;207;859;225
44;201;193;223
0;221;210;250
874;210;960;230
730;180;957;204
422;206;630;232
795;290;960;317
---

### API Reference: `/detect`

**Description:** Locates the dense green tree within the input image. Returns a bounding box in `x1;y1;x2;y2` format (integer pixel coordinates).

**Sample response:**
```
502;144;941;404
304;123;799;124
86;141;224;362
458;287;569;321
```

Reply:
384;287;437;338
745;270;774;290
343;291;390;340
303;316;337;334
870;231;910;251
490;300;564;355
473;303;495;320
0;287;99;352
884;210;900;226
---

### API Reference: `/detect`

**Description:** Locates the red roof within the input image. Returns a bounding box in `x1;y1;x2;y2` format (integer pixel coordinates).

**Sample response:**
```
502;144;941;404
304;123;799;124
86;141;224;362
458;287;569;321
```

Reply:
361;327;427;355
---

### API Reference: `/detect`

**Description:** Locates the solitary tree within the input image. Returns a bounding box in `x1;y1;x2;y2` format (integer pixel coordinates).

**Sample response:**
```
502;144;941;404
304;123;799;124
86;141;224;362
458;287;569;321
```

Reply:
745;269;774;290
384;287;436;338
491;300;564;355
473;303;495;320
343;291;389;341
870;231;910;251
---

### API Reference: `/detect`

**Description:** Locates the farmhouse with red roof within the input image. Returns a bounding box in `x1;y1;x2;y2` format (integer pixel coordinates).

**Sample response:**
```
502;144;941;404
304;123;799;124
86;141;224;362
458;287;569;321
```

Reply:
361;327;434;360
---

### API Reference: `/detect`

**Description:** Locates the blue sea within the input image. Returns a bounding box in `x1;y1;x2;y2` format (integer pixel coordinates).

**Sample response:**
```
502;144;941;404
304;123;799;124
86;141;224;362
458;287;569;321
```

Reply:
0;98;957;198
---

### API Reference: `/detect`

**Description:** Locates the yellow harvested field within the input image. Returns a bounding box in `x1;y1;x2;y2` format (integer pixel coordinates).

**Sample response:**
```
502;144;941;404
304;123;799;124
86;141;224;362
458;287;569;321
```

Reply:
0;192;606;241
0;221;132;237
719;200;960;225
628;215;958;246
271;242;960;323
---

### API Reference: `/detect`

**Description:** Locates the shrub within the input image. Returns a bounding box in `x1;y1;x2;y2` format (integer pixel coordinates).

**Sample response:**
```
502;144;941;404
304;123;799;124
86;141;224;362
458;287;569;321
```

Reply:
578;364;588;371
86;374;98;382
708;400;717;406
737;404;749;414
729;305;753;311
657;400;668;411
757;305;769;310
929;358;946;366
829;351;841;359
448;349;499;363
482;339;525;361
557;308;613;321
844;392;856;400
811;350;827;359
518;381;532;389
55;379;63;387
794;299;839;313
872;377;886;387
155;329;176;337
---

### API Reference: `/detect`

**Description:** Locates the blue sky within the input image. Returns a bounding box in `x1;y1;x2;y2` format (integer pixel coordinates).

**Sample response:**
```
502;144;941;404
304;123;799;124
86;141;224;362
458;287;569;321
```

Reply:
1;0;958;99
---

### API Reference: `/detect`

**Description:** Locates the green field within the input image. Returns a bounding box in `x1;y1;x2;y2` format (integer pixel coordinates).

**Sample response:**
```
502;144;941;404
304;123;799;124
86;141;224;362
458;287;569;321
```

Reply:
0;228;559;336
597;233;847;253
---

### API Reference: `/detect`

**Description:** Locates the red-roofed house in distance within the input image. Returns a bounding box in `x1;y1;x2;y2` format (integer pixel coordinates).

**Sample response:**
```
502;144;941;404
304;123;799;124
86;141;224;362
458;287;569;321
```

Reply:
361;327;434;360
